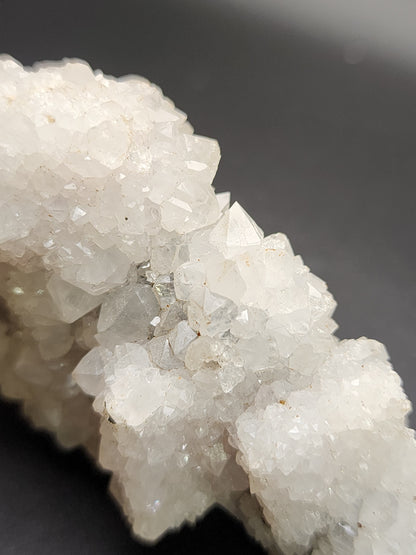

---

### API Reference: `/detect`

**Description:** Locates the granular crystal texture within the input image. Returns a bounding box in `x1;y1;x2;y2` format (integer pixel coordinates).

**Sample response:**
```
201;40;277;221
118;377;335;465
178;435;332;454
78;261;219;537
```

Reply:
0;56;415;554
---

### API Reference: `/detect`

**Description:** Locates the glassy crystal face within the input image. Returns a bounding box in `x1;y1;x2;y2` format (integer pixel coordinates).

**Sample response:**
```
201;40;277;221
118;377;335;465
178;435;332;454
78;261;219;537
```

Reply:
0;56;415;554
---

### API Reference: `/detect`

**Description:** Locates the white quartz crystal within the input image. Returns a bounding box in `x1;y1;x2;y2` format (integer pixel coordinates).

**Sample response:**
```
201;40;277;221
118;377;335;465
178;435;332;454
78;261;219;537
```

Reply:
0;56;414;554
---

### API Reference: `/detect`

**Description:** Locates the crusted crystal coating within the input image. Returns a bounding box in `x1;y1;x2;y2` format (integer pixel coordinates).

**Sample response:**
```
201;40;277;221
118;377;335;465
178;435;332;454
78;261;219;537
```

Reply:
0;56;415;554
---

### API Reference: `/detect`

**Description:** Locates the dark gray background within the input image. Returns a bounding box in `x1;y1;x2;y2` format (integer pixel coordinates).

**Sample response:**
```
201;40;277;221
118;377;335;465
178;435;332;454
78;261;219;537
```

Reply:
0;1;415;553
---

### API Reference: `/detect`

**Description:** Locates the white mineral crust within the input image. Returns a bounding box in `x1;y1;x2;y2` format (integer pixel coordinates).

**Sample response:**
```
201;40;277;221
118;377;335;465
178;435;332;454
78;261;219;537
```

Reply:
0;56;415;554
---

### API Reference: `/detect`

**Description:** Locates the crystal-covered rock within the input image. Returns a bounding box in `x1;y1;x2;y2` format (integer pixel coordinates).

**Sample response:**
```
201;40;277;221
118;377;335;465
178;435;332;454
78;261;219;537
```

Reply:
0;56;414;554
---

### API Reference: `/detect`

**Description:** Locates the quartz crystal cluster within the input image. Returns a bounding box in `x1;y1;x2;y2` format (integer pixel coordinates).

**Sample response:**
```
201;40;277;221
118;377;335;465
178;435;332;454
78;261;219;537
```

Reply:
0;56;415;554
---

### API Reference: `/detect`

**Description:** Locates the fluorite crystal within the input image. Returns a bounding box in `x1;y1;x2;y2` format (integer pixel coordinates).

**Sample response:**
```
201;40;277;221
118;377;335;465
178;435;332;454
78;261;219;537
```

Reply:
0;56;415;554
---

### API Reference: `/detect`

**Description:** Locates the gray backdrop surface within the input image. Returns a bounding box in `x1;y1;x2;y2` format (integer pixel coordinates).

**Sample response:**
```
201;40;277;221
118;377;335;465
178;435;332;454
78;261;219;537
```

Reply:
0;1;415;553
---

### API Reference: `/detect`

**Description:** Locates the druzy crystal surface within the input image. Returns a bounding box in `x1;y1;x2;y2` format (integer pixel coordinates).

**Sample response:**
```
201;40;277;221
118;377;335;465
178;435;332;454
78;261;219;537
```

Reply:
0;56;415;554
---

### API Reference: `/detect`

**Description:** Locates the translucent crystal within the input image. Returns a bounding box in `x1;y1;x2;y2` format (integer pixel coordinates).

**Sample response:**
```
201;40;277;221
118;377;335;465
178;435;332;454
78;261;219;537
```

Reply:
0;56;415;555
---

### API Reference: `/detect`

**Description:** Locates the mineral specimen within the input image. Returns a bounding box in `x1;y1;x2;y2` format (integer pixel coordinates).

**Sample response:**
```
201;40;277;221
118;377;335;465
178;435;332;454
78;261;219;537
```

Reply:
0;56;415;554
